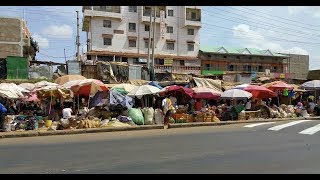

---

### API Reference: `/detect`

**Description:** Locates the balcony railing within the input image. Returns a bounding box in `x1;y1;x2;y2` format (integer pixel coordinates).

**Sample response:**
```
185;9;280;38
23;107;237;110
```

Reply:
154;65;201;75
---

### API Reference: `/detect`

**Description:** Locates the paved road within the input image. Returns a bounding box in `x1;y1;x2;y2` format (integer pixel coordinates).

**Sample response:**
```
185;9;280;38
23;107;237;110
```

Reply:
1;119;320;174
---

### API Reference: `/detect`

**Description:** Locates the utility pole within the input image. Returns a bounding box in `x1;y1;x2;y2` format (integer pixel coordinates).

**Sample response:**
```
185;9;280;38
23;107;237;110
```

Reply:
76;10;80;61
64;48;67;64
151;6;156;81
147;7;152;74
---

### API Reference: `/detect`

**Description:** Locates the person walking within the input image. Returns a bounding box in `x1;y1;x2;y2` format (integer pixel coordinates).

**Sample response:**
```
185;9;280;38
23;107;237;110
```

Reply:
0;102;7;132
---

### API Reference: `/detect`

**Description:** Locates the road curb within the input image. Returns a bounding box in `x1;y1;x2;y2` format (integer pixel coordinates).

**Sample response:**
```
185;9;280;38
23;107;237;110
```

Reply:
168;116;320;129
0;125;164;139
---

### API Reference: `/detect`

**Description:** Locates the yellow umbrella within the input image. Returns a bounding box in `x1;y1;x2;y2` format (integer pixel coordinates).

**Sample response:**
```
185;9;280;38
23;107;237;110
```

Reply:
54;75;87;85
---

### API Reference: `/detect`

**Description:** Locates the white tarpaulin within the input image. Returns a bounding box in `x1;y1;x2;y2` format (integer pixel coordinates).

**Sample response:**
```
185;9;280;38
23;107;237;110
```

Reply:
0;83;29;99
193;77;222;91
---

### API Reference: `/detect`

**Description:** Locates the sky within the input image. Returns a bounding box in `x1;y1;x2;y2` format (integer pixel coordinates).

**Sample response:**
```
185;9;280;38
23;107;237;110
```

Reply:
0;6;319;70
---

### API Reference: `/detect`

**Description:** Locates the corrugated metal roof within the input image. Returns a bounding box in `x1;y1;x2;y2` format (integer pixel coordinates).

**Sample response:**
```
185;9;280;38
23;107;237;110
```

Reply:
200;46;288;57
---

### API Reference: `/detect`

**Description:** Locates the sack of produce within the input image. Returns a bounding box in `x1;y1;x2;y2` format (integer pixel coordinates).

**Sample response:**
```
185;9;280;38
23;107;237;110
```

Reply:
141;107;155;125
154;109;164;125
128;108;144;125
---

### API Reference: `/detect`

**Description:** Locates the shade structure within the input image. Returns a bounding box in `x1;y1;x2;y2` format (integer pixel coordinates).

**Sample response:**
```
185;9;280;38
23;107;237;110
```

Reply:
220;89;252;99
35;85;73;99
127;84;161;99
19;83;36;91
159;85;194;98
24;93;40;102
34;81;58;89
242;85;277;99
62;79;84;89
54;75;87;85
192;87;222;99
0;83;29;99
262;81;293;92
111;83;137;95
148;81;163;89
233;84;250;90
300;80;320;90
70;79;108;97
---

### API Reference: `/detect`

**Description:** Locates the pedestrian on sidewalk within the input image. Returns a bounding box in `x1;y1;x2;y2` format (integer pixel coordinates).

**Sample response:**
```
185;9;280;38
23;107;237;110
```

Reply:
0;102;7;132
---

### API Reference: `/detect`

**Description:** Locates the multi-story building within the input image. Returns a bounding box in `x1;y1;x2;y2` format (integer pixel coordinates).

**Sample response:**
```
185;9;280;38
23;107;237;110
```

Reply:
199;46;291;82
82;6;202;75
0;17;38;60
278;53;309;81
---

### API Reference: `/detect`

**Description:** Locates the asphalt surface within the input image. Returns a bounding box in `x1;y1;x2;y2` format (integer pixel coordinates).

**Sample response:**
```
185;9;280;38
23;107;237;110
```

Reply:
1;119;320;174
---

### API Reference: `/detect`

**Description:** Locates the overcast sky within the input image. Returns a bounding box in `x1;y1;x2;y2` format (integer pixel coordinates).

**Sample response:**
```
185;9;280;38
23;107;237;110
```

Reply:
0;6;319;69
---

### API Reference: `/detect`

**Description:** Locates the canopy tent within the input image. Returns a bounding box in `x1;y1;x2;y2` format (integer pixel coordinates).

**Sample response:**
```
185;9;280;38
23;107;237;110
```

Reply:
54;75;87;85
19;83;36;91
192;87;222;99
34;81;58;89
220;89;252;100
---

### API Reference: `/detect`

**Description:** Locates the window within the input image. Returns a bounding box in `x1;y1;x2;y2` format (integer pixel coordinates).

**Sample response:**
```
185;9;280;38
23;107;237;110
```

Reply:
103;20;111;28
258;66;263;72
167;26;173;33
103;38;112;46
158;59;164;65
145;24;150;31
236;56;240;59
244;65;251;72
223;56;227;59
191;12;196;20
207;54;211;58
228;65;234;71
129;23;136;32
205;64;210;70
129;40;136;47
168;9;174;16
128;6;137;12
180;60;185;66
167;43;174;50
249;57;252;60
145;41;152;48
122;57;128;63
187;28;194;35
187;44;194;51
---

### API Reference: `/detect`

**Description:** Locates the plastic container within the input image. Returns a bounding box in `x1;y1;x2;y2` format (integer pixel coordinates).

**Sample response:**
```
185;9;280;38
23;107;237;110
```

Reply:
45;120;52;127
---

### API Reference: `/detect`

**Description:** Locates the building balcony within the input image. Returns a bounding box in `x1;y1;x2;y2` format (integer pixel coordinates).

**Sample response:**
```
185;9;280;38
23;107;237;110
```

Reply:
154;65;201;75
83;9;122;20
185;19;202;27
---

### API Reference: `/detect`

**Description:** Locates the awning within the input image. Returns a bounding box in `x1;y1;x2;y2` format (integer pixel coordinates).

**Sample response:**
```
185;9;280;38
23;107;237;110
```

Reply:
102;34;113;38
166;39;176;42
128;36;137;40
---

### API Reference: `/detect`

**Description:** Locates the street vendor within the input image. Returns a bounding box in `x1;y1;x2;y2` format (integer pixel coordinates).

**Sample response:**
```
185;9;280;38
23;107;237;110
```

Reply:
162;95;175;126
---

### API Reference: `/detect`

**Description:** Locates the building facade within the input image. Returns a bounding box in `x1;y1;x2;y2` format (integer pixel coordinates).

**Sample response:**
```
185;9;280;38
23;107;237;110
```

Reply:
278;53;309;80
0;17;37;60
82;6;202;75
199;46;291;82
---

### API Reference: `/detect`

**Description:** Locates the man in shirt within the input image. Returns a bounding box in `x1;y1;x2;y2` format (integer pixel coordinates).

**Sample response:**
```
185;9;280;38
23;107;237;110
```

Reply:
0;102;7;132
62;106;73;119
245;99;252;111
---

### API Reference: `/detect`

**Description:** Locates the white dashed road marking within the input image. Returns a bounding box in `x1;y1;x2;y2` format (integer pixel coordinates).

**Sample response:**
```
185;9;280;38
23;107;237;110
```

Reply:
299;123;320;135
244;122;276;128
268;120;312;131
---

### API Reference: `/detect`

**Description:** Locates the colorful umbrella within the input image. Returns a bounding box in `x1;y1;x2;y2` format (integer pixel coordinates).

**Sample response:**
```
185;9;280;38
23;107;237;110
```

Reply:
127;85;161;99
300;80;320;90
262;81;293;92
54;75;87;85
70;79;108;97
159;85;194;98
24;93;40;102
192;87;222;99
111;84;137;95
220;89;252;99
242;85;276;99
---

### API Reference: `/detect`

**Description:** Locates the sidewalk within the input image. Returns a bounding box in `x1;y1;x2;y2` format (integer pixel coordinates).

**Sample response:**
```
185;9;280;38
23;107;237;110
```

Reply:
1;116;320;139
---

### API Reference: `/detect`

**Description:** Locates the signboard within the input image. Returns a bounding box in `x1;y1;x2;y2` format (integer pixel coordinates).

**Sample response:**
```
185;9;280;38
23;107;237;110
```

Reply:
160;10;165;39
164;58;173;66
273;73;293;79
139;58;147;63
201;70;224;75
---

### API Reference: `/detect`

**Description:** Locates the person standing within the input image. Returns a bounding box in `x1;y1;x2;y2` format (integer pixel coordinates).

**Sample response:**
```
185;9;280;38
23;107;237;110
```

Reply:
62;106;73;119
245;99;252;111
0;102;7;132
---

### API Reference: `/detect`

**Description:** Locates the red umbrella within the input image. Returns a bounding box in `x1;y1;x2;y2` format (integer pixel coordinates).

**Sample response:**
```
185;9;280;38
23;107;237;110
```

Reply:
192;87;222;99
71;79;108;96
263;81;293;92
160;85;194;98
243;85;277;99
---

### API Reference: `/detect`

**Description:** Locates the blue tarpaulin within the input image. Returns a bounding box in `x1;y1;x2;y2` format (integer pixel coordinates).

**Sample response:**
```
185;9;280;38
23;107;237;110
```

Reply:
148;81;163;89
